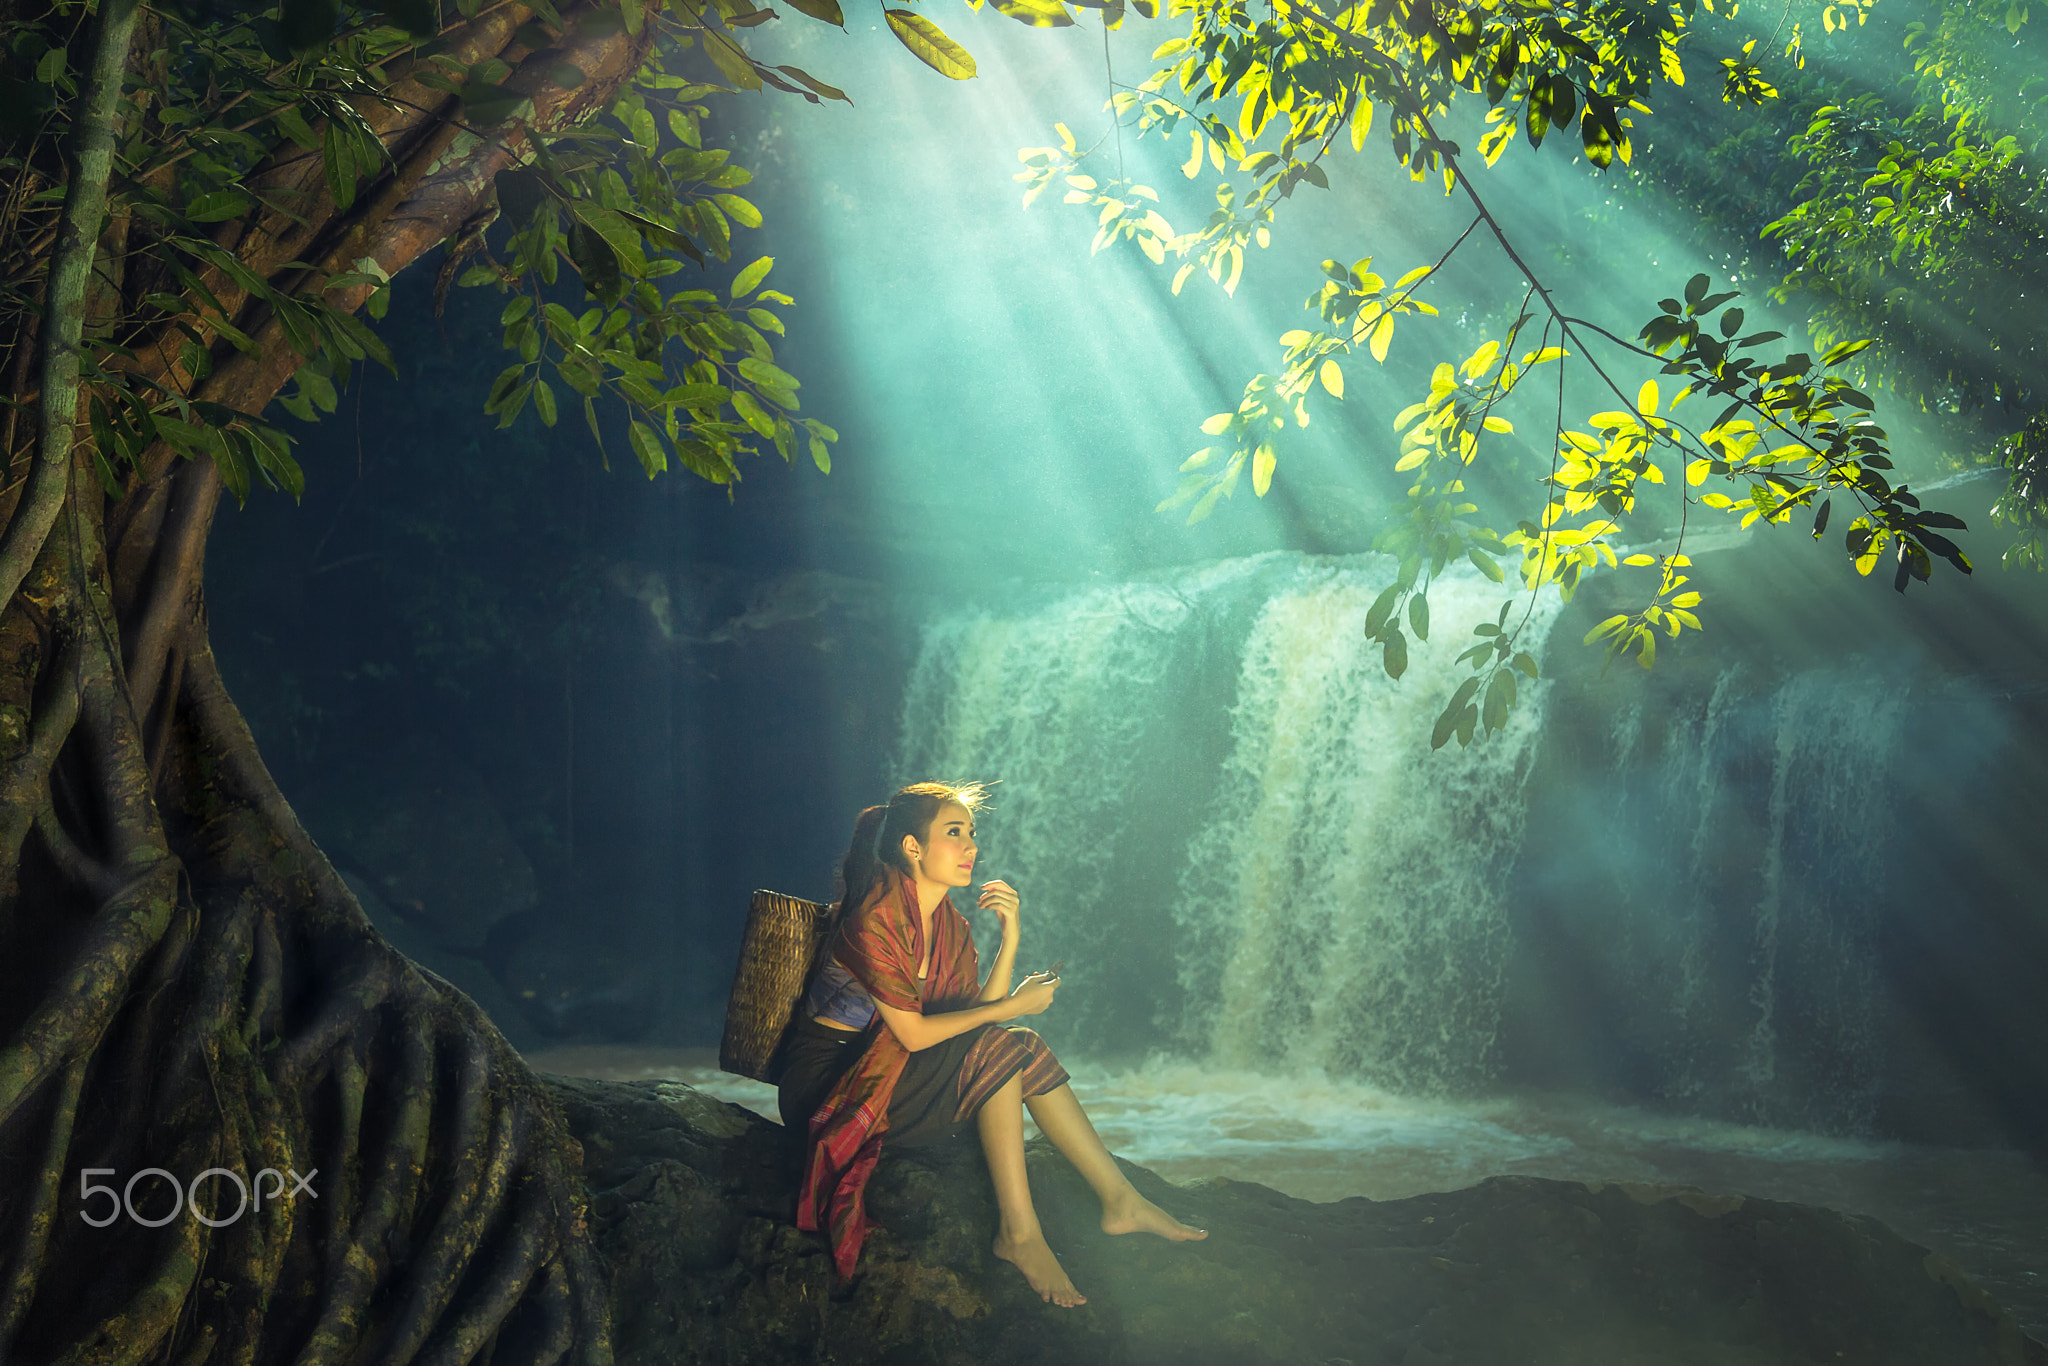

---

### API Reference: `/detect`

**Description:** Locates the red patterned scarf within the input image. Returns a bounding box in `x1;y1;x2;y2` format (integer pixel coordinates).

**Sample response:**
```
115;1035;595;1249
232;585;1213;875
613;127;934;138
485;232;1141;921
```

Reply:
795;867;980;1277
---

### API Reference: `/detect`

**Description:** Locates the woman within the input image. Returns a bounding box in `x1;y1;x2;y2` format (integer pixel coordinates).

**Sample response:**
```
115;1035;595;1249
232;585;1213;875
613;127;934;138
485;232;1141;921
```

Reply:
778;781;1206;1307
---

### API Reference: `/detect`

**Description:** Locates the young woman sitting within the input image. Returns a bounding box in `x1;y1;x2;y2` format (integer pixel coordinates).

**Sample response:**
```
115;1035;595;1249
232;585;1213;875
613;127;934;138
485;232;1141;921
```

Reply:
777;781;1206;1307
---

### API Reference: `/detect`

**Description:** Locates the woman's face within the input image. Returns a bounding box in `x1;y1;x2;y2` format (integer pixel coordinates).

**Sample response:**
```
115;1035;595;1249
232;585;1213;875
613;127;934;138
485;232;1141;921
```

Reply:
905;802;977;889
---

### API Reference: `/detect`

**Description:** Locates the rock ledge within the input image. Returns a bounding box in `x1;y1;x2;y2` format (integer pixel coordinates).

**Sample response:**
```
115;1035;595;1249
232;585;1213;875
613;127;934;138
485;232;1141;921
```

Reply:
546;1075;2046;1366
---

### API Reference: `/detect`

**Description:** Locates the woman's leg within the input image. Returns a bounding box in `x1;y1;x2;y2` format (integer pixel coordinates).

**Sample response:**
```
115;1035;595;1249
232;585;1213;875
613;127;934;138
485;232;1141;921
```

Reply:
977;1071;1087;1307
1024;1084;1207;1241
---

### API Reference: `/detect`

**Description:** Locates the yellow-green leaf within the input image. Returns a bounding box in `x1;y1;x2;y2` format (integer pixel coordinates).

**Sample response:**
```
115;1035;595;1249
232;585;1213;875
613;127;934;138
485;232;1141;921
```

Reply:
1252;442;1276;496
1583;614;1628;645
732;391;777;438
731;255;774;298
703;31;761;89
714;194;762;228
1319;359;1344;399
1369;313;1395;362
994;0;1074;26
885;9;977;78
1636;379;1660;415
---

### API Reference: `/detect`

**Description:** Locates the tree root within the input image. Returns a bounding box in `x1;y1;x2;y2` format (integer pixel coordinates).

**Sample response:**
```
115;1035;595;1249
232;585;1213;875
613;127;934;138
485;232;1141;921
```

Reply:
0;1053;87;1344
3;493;614;1362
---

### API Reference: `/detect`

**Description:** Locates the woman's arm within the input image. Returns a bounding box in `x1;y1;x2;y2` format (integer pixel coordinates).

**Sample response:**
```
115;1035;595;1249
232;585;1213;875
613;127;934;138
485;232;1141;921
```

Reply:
874;970;1060;1053
976;879;1022;1003
874;996;1018;1052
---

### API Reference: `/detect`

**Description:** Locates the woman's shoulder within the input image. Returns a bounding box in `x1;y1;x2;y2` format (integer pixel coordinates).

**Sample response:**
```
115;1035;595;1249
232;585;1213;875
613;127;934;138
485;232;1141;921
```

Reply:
842;873;912;943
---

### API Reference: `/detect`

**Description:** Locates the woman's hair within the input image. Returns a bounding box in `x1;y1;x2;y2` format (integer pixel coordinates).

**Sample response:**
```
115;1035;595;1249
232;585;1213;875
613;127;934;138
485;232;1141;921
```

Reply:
837;781;991;913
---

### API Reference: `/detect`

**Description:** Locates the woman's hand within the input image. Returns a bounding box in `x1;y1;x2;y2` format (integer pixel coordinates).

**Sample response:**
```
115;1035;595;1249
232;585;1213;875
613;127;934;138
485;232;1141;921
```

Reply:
1008;971;1060;1018
977;879;1022;941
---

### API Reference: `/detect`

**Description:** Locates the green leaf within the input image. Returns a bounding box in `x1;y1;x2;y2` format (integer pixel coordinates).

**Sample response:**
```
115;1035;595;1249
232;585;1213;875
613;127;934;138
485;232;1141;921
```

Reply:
994;0;1074;25
1364;583;1400;637
1430;699;1462;750
186;190;253;223
703;32;762;90
533;379;558;427
628;420;668;476
460;80;525;124
207;425;253;506
737;356;798;391
322;124;357;212
1583;614;1629;646
715;194;763;229
1432;676;1484;749
1482;667;1516;732
731;390;777;438
775;64;850;103
247;424;306;498
1382;626;1408;680
1407;592;1429;642
730;255;774;298
809;435;831;472
884;9;977;79
1467;548;1503;582
274;105;319;150
569;222;622;300
785;0;845;19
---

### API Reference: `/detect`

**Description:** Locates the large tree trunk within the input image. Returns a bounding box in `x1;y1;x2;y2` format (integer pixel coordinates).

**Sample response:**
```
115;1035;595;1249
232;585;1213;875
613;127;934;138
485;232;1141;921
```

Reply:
0;2;659;1360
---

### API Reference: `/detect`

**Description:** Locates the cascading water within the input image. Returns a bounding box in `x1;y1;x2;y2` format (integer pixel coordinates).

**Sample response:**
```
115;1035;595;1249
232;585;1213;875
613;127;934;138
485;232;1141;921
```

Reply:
896;552;1560;1095
1542;664;1909;1132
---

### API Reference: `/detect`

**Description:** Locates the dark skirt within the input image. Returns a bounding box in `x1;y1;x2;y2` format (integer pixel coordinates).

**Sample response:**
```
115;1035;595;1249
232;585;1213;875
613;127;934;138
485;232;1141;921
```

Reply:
776;1015;1063;1149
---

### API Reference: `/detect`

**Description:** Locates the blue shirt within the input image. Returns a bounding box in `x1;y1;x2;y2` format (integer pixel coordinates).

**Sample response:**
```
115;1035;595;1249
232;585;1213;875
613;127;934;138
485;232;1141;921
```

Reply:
804;957;879;1030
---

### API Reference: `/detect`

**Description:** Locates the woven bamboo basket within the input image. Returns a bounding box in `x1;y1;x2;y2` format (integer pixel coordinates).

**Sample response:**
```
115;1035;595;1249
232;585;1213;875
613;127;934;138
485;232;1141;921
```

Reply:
719;890;837;1081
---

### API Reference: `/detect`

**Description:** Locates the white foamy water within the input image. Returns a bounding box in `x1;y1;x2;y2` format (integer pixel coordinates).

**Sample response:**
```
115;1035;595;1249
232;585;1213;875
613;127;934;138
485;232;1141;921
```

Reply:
897;553;1559;1094
1175;564;1556;1090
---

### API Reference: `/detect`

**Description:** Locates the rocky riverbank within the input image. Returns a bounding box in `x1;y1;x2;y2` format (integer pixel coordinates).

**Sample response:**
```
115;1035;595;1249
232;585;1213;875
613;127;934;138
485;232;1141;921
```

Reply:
546;1074;2047;1366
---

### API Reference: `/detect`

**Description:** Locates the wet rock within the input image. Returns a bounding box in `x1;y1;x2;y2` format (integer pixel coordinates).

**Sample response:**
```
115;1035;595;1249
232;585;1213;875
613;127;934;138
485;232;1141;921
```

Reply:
489;909;662;1041
545;1075;2048;1366
297;737;539;950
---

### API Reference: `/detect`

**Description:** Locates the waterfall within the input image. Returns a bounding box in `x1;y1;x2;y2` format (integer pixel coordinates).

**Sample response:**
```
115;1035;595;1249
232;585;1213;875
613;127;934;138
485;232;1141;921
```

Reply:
896;553;1559;1094
1547;663;1909;1132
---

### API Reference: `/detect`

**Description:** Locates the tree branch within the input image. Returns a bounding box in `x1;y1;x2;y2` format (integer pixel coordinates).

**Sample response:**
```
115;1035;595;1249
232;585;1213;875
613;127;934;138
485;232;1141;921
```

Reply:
0;0;143;613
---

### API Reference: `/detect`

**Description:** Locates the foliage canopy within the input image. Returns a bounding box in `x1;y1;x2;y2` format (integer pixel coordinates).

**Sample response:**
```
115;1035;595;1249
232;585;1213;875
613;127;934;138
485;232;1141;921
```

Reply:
4;0;2037;753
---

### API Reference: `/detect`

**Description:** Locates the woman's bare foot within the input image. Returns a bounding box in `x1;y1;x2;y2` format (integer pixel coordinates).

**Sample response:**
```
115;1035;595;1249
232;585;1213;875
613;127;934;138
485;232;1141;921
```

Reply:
1100;1189;1208;1241
993;1230;1087;1307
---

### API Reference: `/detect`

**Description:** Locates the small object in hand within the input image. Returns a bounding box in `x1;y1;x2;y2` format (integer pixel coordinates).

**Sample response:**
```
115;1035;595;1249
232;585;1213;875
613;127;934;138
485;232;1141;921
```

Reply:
1041;961;1063;981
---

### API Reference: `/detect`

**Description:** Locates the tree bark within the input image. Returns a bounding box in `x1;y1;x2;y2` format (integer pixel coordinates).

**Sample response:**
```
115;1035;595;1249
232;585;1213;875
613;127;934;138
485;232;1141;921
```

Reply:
0;3;659;1361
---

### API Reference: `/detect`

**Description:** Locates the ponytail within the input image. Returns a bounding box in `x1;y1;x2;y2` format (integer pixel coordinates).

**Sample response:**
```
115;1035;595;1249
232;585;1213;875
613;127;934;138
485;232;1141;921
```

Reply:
837;804;890;917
